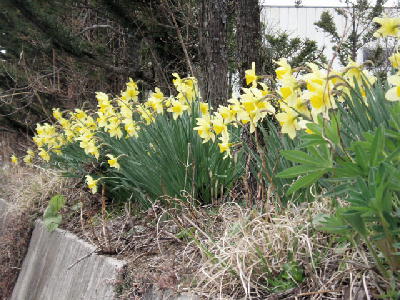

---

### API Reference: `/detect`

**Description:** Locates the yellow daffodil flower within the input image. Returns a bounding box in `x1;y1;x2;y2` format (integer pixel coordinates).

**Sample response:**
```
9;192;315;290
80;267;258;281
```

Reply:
211;113;228;135
123;119;139;138
106;154;120;169
23;149;35;165
11;154;18;165
200;102;209;115
373;17;400;38
218;132;233;159
38;148;51;161
53;108;63;120
217;105;235;124
386;74;400;101
194;115;215;143
167;99;188;120
275;58;292;79
146;87;164;114
389;52;400;69
245;62;258;87
276;106;300;139
85;175;99;194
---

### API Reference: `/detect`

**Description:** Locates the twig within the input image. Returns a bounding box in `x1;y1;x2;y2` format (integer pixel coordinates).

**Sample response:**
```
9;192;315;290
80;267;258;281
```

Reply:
296;289;340;297
77;24;113;36
67;249;96;270
162;0;194;76
101;184;111;253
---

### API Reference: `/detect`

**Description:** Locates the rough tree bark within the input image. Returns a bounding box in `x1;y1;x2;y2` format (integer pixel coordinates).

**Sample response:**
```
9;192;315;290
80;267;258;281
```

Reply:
235;0;262;207
236;0;261;86
200;0;229;107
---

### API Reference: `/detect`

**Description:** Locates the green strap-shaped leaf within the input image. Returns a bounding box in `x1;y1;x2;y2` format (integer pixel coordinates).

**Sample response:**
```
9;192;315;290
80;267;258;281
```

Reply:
277;165;327;178
369;125;384;167
281;150;322;166
287;170;326;195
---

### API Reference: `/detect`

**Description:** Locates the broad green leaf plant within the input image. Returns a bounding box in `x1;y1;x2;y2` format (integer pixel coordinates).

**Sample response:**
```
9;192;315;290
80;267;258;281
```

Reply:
274;17;400;293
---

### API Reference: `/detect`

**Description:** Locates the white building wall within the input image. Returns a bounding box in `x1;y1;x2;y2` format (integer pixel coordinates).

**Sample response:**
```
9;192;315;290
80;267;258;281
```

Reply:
260;6;361;67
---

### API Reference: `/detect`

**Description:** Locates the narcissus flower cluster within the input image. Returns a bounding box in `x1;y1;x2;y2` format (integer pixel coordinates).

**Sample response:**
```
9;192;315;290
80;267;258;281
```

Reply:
12;16;400;195
16;74;199;193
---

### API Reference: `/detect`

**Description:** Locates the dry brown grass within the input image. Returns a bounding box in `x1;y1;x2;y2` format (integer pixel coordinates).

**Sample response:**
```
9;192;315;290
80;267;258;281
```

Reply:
158;198;393;300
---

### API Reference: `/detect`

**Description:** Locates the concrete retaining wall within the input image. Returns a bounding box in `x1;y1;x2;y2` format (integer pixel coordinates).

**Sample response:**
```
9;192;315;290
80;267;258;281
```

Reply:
11;221;126;300
4;205;200;300
0;198;8;234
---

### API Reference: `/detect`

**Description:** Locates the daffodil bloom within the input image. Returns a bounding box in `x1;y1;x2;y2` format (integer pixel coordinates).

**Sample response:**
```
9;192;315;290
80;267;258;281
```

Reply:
218;132;233;158
172;74;198;103
211;113;228;135
172;73;183;88
239;87;275;132
123;118;139;138
305;80;336;117
164;96;173;108
126;78;138;89
79;139;99;158
259;82;270;96
23;149;35;165
11;154;18;165
106;117;123;139
275;106;300;139
292;96;310;118
194;115;215;143
97;96;114;115
118;100;133;119
38;148;51;161
23;154;33;165
58;118;71;129
123;78;139;101
96;112;109;128
389;52;400;69
74;109;87;120
106;154;120;169
280;86;293;99
303;63;326;92
146;87;164;114
53;108;63;120
218;105;235;123
32;135;45;147
343;60;363;82
96;92;109;103
245;62;258;87
137;105;155;125
82;116;97;131
385;74;400;101
200;102;209;115
167;99;188;120
275;58;292;79
227;97;243;116
85;175;99;194
373;17;400;38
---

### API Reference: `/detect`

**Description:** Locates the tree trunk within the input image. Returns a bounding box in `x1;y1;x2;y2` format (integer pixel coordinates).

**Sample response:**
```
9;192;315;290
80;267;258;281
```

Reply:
235;0;262;206
200;0;229;107
236;0;261;87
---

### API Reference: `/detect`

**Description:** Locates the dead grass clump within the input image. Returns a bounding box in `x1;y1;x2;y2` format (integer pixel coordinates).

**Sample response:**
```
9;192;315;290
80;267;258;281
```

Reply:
0;165;78;211
180;199;390;299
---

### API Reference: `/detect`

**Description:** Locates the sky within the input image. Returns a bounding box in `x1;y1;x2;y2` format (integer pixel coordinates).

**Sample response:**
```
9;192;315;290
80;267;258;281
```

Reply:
261;0;399;6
